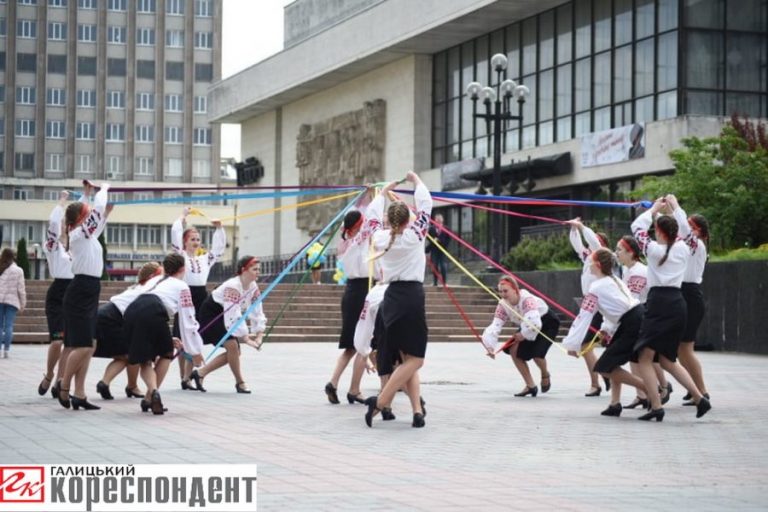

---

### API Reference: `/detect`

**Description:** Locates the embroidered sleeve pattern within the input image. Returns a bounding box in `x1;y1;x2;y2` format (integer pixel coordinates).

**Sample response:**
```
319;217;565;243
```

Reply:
627;275;647;296
580;293;599;313
521;297;539;315
493;303;509;322
178;287;203;355
631;210;653;255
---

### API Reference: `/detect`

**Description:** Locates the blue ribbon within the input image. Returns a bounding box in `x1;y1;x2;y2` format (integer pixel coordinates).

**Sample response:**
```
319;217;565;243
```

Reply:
401;189;652;208
112;187;362;206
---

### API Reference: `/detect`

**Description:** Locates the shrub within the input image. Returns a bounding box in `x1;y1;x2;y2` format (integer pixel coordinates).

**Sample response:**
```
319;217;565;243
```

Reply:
16;238;31;278
502;233;579;271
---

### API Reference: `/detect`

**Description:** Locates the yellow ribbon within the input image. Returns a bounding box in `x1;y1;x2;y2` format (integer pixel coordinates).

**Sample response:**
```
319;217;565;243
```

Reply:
217;190;359;223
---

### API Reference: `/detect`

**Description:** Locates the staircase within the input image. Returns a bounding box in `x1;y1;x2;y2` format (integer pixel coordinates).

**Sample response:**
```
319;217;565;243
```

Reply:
16;280;569;344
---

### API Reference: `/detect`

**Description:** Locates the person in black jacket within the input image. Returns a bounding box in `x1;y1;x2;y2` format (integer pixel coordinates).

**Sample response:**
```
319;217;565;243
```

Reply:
426;213;450;286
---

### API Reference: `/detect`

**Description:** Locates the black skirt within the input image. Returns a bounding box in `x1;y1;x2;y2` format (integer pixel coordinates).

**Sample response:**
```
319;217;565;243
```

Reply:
633;287;687;362
681;282;705;342
125;295;174;364
198;296;235;346
339;278;369;349
173;285;208;338
62;274;101;348
45;278;72;342
94;302;128;358
594;305;645;373
379;281;428;358
512;311;559;361
373;308;400;377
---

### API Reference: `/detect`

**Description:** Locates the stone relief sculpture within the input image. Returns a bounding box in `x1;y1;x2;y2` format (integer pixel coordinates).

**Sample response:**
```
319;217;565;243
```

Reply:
296;99;386;233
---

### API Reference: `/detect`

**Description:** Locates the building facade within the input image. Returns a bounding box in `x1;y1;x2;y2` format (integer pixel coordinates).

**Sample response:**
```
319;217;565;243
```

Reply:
0;0;233;273
210;0;767;263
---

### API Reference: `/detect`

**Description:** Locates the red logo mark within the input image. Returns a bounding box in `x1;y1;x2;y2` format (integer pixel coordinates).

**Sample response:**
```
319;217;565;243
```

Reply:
0;466;45;503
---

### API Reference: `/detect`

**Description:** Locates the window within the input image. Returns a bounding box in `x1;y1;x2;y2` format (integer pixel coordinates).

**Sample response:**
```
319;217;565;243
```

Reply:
105;123;125;141
16;86;36;105
134;192;153;201
195;63;213;81
46;120;66;139
108;192;125;202
77;56;97;76
49;0;68;6
194;95;207;113
137;0;155;13
107;155;122;175
78;24;97;43
136;125;154;142
136;157;154;176
44;190;61;201
137;28;155;46
107;90;124;109
165;126;183;144
0;86;3;102
166;29;184;47
194;32;212;49
0;119;3;136
108;58;126;77
166;0;185;15
107;225;133;246
108;26;126;44
138;225;162;246
136;92;155;110
48;54;66;74
77;89;96;107
16;119;36;137
48;21;67;40
137;59;155;79
46;88;66;107
165;158;183;177
76;154;93;173
0;18;6;37
195;0;212;17
46;153;64;172
15;153;35;171
19;0;39;4
193;159;211;178
193;128;211;146
78;0;96;8
166;61;184;80
108;0;127;11
17;53;37;72
14;189;31;201
18;19;37;39
165;94;183;112
76;122;95;140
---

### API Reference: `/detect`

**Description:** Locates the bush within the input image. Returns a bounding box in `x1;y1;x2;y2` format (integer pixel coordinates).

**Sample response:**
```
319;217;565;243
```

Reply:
16;238;31;278
501;233;579;272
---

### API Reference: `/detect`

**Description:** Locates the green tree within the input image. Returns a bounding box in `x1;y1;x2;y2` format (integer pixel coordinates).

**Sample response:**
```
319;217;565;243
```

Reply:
16;238;31;279
633;116;768;250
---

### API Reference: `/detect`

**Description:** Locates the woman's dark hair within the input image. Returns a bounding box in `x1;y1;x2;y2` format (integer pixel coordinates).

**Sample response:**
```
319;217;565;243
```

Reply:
619;235;642;261
236;255;259;275
688;214;710;244
655;215;679;265
341;210;363;240
596;232;610;248
162;253;185;275
592;248;616;276
0;248;15;276
64;202;87;251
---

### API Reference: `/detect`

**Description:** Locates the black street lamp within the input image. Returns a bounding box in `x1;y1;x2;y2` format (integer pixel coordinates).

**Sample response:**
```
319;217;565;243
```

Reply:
466;53;529;263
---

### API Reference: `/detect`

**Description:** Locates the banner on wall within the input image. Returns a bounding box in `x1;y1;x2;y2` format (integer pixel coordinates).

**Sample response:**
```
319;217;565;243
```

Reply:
580;123;645;168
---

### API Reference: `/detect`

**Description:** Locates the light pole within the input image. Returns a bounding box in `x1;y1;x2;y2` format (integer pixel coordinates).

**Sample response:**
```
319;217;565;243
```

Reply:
466;53;529;263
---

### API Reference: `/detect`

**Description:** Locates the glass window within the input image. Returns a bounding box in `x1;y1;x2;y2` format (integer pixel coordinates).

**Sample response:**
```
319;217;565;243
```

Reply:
613;102;632;127
46;120;66;138
108;0;127;10
166;29;184;47
137;28;155;45
726;33;767;92
195;63;213;81
686;31;723;89
615;0;633;46
106;58;126;77
522;125;536;149
47;88;66;106
136;92;155;110
475;36;489;87
166;61;184;81
636;0;655;39
76;89;96;107
193;128;212;146
727;0;767;31
194;95;206;113
165;158;183;176
635;39;654;97
726;93;762;118
48;21;67;40
434;53;447;104
594;0;612;52
136;157;154;176
539;69;554;121
165;126;183;144
105;123;125;141
658;0;679;32
78;24;97;42
556;63;572;116
137;0;155;13
76;122;95;140
77;56;96;76
193;159;211;178
447;47;460;99
539;120;554;146
575;111;591;136
17;19;37;39
195;0;213;17
0;18;6;37
635;95;654;122
521;75;536;123
522;18;537;76
505;24;520;79
685;90;722;115
107;156;122;175
594;107;611;131
556;3;572;65
575;58;591;112
78;0;96;8
46;153;65;172
165;94;183;112
194;31;212;49
684;0;724;29
446;99;459;144
460;42;474;96
594;52;611;107
17;53;37;72
49;0;67;6
614;45;632;103
16;86;36;105
166;0;185;15
136;125;154;142
539;11;554;70
48;54;66;74
107;90;124;108
556;116;572;141
15;153;35;171
15;119;36;137
108;26;126;44
657;90;678;119
137;59;155;79
575;0;591;58
658;32;678;90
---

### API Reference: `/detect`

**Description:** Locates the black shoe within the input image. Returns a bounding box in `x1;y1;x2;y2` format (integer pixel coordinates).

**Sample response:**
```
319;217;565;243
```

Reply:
638;408;665;422
141;398;168;413
420;396;426;417
346;392;365;404
624;397;650;409
382;407;396;421
181;379;198;391
659;385;670;405
683;392;709;406
190;370;207;393
514;386;538;397
324;382;339;404
601;403;622;417
38;375;53;396
364;396;379;427
71;396;101;411
541;373;551;393
96;381;114;400
695;397;712;418
682;392;692;401
51;379;61;400
150;390;164;415
585;386;602;397
666;382;673;394
57;386;71;409
603;376;611;392
235;382;252;394
412;412;425;428
125;386;144;398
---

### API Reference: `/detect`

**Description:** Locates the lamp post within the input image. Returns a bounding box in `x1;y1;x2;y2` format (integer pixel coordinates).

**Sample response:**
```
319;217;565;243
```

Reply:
466;53;529;263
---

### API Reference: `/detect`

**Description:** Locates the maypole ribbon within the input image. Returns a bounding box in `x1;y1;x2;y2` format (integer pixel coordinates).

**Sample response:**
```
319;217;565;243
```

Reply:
218;190;359;223
112;187;362;206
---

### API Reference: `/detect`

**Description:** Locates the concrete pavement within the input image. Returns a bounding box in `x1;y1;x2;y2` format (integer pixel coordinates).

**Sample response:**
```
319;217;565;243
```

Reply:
1;343;766;511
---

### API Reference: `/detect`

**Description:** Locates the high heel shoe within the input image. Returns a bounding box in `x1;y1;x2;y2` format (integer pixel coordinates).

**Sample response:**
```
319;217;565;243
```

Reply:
96;381;114;400
38;374;53;396
71;396;101;411
584;386;602;397
125;386;144;398
140;398;167;413
51;379;61;400
514;386;538;397
600;403;623;417
235;382;252;394
57;386;71;409
190;370;207;393
382;407;396;421
150;390;164;415
638;408;665;422
346;392;365;404
420;396;426;417
181;379;198;391
683;392;709;406
602;376;611;392
364;396;380;427
324;382;339;404
541;373;551;393
695;397;712;418
659;385;670;405
624;396;650;409
412;412;425;428
682;391;692;401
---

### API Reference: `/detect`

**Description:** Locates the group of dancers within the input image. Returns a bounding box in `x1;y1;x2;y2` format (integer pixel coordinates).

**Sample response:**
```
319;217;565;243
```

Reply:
37;184;266;415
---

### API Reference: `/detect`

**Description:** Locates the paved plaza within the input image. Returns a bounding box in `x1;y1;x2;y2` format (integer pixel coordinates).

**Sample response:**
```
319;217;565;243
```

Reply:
1;342;766;511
